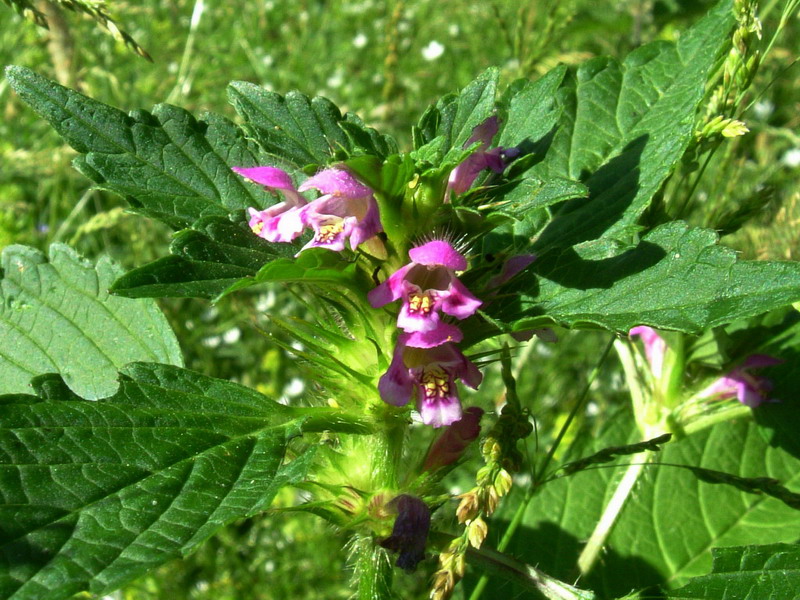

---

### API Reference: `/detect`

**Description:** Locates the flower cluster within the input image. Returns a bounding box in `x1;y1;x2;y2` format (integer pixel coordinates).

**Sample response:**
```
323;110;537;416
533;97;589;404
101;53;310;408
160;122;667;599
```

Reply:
234;117;511;427
629;326;782;408
235;166;382;253
369;242;483;427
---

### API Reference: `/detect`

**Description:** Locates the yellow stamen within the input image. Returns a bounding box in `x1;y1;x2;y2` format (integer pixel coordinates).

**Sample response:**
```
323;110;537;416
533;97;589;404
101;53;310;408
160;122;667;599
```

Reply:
251;221;264;235
420;366;450;400
408;292;434;315
316;221;344;243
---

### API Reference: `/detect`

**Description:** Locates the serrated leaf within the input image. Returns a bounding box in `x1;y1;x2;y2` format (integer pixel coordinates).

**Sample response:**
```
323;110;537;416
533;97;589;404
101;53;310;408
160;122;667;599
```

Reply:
227;82;395;166
0;244;182;399
667;543;800;600
0;363;308;600
526;0;735;249
498;65;567;150
110;216;294;299
6;66;275;229
490;416;800;599
488;222;800;336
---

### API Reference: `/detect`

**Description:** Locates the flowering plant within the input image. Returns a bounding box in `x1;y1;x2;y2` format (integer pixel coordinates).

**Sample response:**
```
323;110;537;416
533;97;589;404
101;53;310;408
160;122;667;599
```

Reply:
2;2;800;599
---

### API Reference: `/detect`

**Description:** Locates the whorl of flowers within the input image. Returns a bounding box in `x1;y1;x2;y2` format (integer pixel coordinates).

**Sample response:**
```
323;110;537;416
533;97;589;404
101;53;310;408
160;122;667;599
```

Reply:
234;115;514;428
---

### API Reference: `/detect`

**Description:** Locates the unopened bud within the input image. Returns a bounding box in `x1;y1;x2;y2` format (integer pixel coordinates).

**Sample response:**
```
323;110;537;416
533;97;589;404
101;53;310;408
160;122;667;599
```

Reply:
423;407;484;472
721;119;749;138
494;468;513;496
467;516;488;548
456;491;480;523
481;438;502;461
485;485;500;515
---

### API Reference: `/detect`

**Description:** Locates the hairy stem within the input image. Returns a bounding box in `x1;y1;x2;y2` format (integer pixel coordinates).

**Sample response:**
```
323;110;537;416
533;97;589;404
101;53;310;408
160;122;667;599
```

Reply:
466;543;597;600
577;455;651;574
355;536;393;600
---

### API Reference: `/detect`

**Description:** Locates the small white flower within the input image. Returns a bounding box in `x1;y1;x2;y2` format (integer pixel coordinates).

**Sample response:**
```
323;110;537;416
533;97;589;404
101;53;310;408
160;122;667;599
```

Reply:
222;327;241;344
284;377;305;397
782;148;800;168
448;24;460;36
421;40;445;61
262;54;274;67
353;32;368;48
753;99;774;120
201;335;221;348
255;290;275;312
327;72;344;89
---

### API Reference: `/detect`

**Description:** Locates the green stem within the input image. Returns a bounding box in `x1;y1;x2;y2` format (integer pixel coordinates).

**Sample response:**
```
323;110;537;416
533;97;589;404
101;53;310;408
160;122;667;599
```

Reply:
469;337;614;600
467;489;531;600
577;455;651;574
355;410;406;599
355;536;393;600
465;543;597;600
294;407;374;434
537;337;615;481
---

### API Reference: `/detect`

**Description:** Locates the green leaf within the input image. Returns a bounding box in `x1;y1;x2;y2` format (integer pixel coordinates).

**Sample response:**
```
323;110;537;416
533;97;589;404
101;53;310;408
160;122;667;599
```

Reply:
490;222;800;335
498;65;567;150
5;66;274;229
667;544;800;600
0;244;182;399
218;247;369;300
110;216;294;299
415;68;499;163
227;82;396;166
490;176;588;222
491;416;800;598
0;363;307;600
526;0;735;250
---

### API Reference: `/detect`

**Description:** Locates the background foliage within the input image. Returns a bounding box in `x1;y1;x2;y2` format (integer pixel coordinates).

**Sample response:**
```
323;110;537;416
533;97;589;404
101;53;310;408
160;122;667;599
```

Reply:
1;1;799;599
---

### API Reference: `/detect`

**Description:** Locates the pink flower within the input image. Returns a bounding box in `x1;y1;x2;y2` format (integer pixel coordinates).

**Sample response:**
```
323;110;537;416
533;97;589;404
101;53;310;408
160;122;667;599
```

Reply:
698;354;783;407
629;326;667;378
423;406;484;471
379;333;482;427
296;168;382;252
368;240;482;342
234;166;381;252
233;166;307;243
446;116;517;201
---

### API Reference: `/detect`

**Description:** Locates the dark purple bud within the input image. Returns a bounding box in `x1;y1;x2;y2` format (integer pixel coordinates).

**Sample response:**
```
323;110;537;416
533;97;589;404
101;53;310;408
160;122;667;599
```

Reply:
378;494;431;571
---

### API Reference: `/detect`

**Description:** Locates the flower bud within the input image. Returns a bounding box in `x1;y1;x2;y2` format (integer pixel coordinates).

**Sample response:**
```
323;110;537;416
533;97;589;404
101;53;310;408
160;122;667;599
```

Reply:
456;490;480;523
423;407;484;471
494;468;513;496
467;516;488;548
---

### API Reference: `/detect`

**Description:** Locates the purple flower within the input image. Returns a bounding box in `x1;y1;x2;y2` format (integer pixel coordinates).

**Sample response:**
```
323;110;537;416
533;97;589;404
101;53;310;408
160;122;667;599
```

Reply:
698;354;783;407
234;166;381;252
446;116;517;201
368;240;482;341
379;333;482;427
378;494;431;571
629;326;667;378
423;406;484;471
295;168;382;252
234;166;307;243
